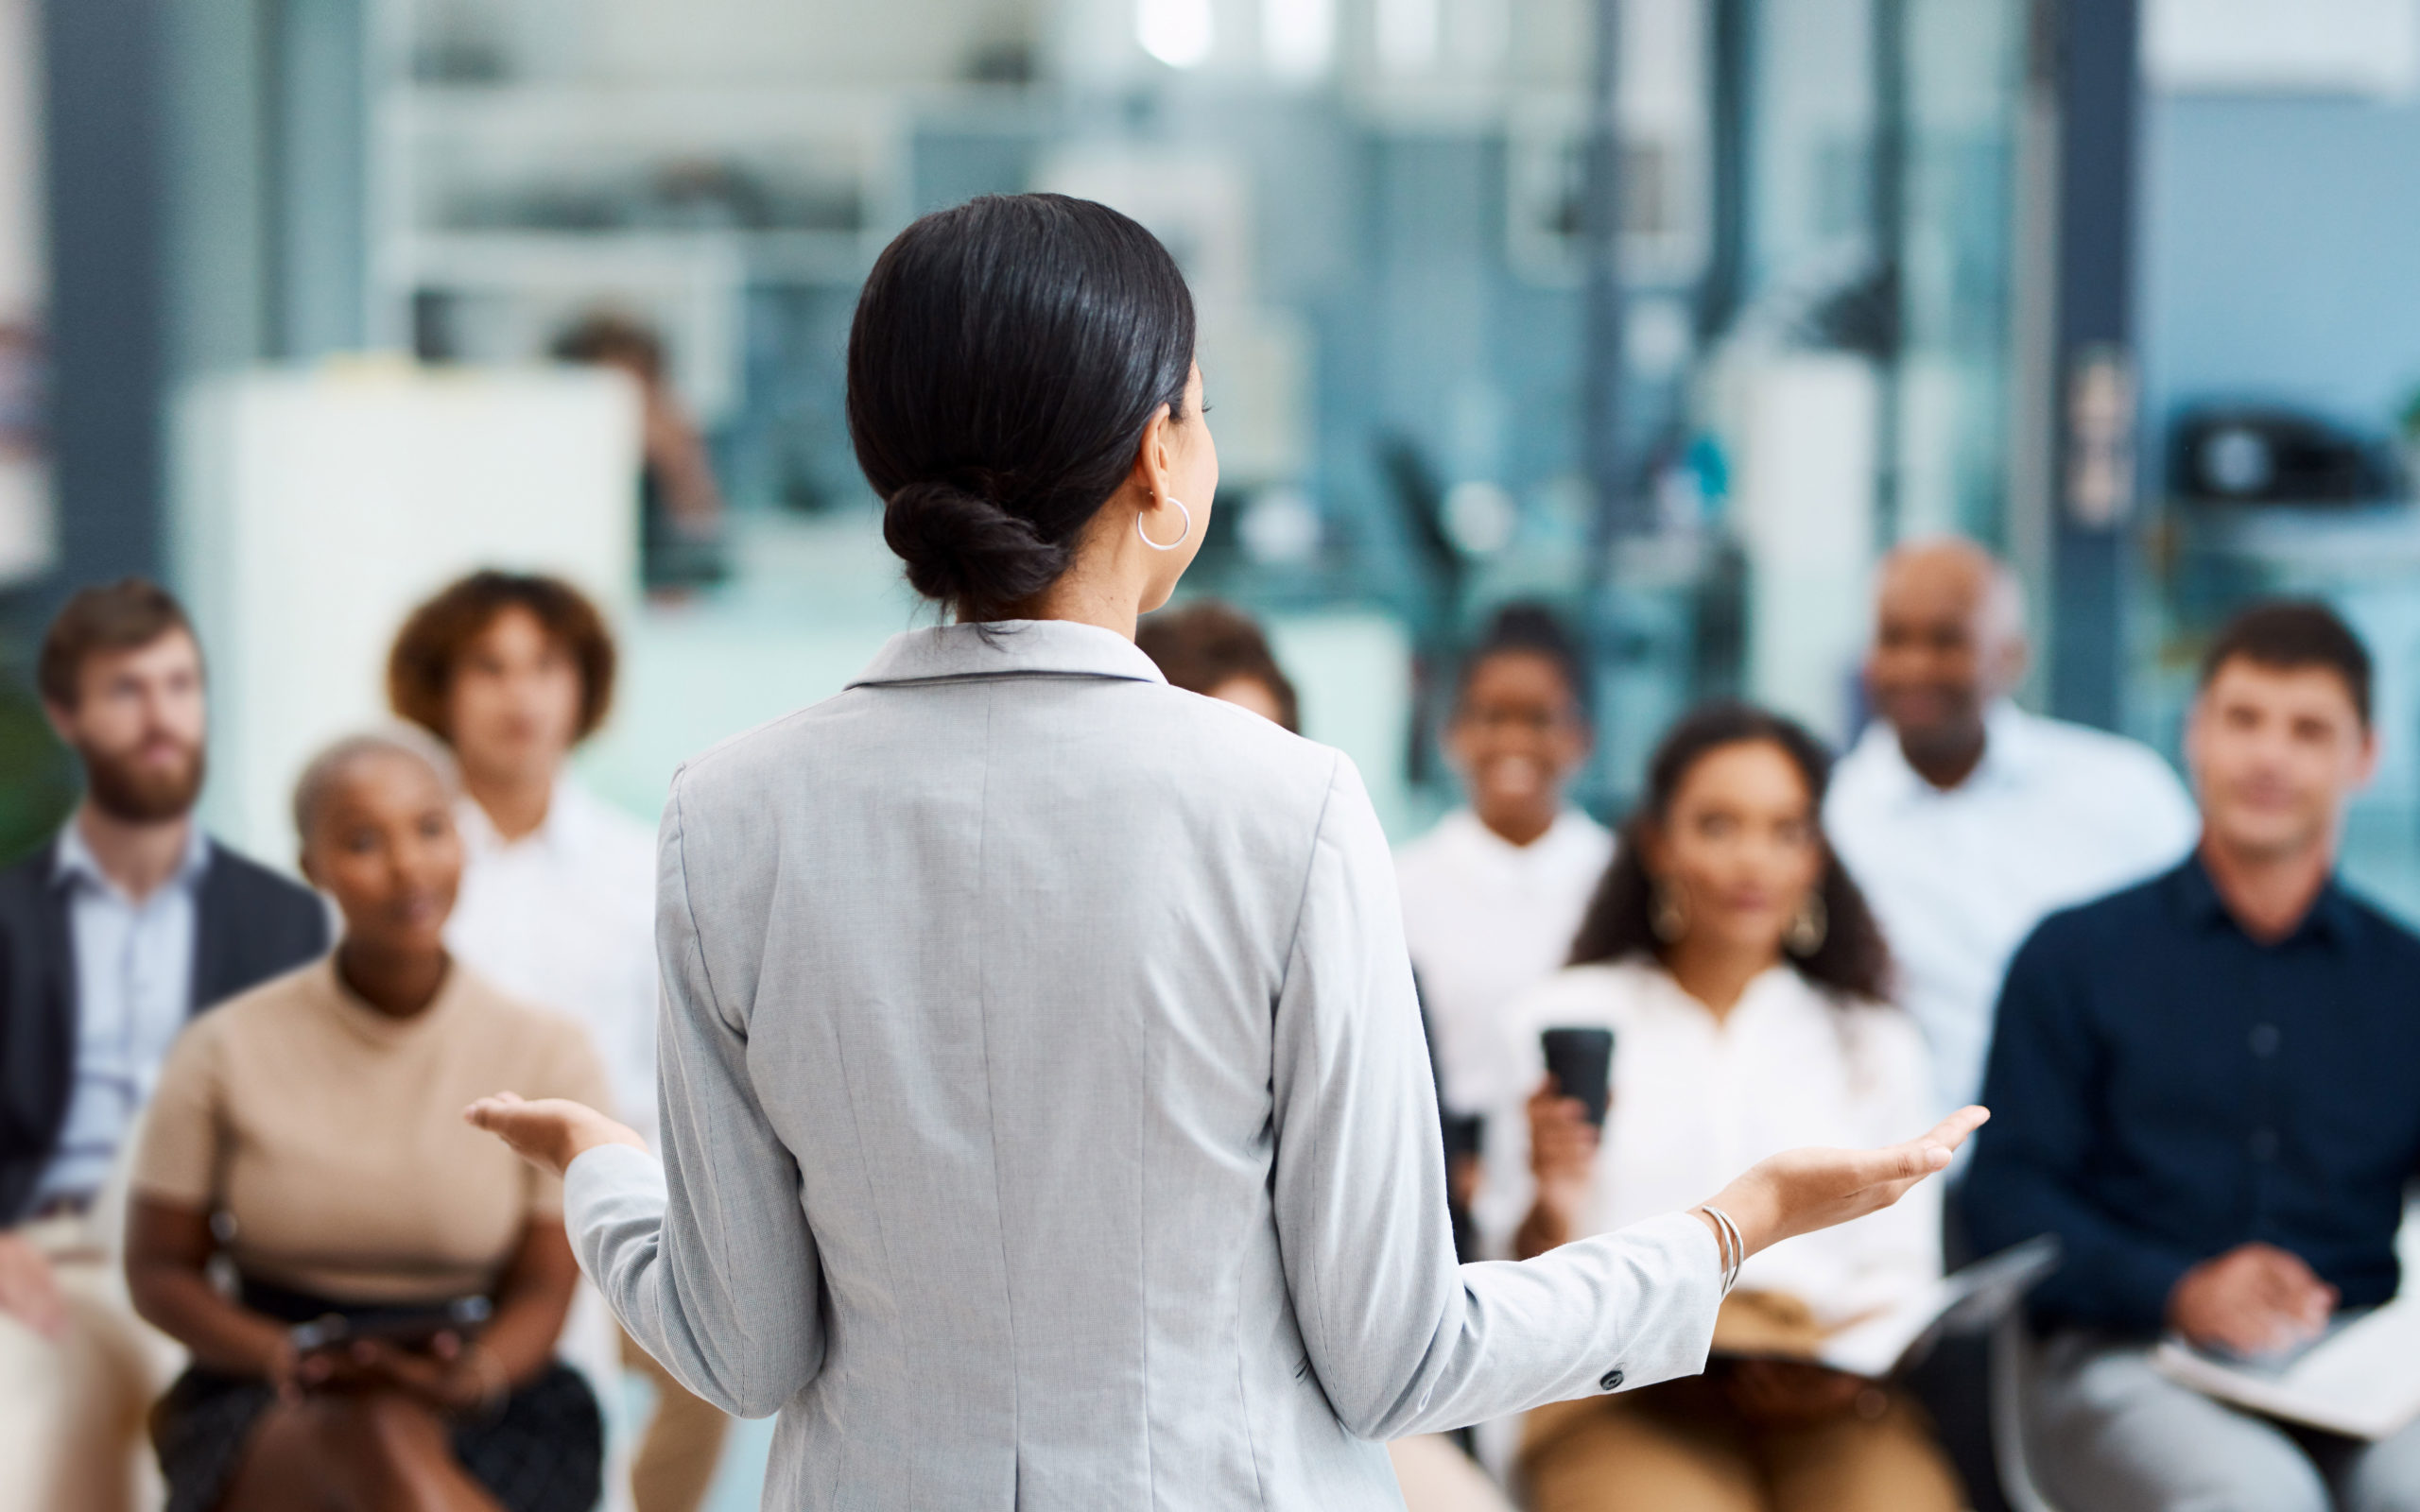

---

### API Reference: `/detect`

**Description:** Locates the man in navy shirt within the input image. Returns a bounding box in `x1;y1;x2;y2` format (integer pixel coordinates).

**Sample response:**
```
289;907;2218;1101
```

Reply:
1968;601;2420;1512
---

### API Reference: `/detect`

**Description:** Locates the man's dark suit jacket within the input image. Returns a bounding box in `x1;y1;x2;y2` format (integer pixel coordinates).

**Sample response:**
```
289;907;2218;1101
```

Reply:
0;832;329;1224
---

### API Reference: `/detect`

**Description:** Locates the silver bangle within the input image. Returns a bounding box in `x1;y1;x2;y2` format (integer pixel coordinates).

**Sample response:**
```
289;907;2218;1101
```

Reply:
1714;1207;1745;1293
1699;1204;1744;1296
1697;1206;1732;1291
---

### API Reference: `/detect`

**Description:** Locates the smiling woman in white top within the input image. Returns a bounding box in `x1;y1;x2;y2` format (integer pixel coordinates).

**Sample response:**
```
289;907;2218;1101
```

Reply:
1495;701;1962;1512
1396;603;1613;1126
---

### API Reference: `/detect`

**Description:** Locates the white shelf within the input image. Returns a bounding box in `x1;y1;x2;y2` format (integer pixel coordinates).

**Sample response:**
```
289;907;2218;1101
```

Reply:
388;81;911;150
405;227;875;288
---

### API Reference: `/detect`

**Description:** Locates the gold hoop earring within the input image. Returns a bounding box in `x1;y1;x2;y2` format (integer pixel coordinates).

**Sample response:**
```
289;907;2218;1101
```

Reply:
1786;890;1828;956
1650;878;1688;942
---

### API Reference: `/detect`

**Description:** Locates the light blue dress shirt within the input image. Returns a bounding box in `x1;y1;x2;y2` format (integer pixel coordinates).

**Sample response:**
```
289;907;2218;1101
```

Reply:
1824;701;2199;1112
33;821;211;1204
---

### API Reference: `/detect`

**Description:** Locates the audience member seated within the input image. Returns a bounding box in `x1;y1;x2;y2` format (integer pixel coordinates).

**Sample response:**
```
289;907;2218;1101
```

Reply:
0;579;327;1512
552;314;728;598
1967;602;2420;1512
1397;602;1611;1137
1135;597;1301;730
390;569;729;1512
123;730;612;1512
1495;703;1962;1512
1826;538;2196;1113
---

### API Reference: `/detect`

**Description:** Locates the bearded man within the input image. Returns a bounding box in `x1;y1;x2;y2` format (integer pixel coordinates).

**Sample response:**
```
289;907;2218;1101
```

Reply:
0;578;326;1512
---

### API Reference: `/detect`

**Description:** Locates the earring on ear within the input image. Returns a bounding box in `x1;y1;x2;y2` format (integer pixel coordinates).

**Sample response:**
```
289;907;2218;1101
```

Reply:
1137;497;1193;552
1785;889;1829;956
1650;877;1688;942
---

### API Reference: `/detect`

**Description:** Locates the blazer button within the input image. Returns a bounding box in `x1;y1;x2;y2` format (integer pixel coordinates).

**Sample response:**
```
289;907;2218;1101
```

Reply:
1599;1368;1624;1392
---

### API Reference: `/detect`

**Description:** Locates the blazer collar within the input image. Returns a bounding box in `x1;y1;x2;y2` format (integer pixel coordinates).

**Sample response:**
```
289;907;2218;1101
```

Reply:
849;621;1169;690
50;817;211;900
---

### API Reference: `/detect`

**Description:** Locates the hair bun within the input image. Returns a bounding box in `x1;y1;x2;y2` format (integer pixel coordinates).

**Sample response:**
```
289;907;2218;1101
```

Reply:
882;480;1068;617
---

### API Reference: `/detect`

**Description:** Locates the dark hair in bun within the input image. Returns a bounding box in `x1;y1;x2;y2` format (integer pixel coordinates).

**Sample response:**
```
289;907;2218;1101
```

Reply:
848;194;1198;623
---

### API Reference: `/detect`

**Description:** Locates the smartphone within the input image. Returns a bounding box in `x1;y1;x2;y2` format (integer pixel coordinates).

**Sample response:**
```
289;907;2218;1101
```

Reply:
288;1295;493;1355
1441;1112;1484;1166
1540;1026;1616;1128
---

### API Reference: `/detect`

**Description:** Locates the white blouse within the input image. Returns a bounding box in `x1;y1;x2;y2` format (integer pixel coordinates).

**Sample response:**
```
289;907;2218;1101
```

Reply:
1395;807;1614;1117
446;780;661;1149
1478;957;1941;1328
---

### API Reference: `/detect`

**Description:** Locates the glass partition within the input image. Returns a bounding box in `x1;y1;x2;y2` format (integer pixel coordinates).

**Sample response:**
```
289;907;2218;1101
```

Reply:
359;0;2036;833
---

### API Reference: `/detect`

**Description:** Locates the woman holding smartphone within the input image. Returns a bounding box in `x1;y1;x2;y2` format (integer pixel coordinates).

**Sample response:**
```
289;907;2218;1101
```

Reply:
467;193;1983;1510
1396;603;1611;1130
124;730;611;1512
1498;703;1960;1512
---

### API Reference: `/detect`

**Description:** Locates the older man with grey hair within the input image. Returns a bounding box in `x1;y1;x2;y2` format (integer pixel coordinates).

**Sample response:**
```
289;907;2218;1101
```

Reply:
1824;538;2199;1114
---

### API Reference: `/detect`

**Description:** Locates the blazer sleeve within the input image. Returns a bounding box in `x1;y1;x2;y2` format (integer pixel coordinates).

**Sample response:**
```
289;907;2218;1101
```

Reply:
562;772;828;1418
1269;757;1720;1438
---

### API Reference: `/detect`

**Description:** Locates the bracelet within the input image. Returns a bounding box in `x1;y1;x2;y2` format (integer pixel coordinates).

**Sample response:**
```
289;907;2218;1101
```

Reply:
1698;1204;1744;1296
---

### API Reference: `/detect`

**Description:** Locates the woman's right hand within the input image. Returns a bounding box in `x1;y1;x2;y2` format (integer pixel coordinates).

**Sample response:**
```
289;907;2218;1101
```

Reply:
1517;1076;1601;1257
1701;1107;1989;1260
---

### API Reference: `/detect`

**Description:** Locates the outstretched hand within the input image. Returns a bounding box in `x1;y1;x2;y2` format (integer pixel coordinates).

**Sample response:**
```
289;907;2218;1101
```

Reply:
464;1092;648;1179
1703;1106;1988;1260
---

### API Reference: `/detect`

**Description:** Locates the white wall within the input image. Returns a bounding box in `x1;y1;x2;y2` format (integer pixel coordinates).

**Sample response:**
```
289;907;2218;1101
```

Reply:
174;362;640;865
2146;0;2420;97
1717;350;1879;744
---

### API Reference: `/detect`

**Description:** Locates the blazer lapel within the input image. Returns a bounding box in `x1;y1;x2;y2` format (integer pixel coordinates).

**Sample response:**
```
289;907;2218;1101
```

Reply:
188;839;229;1015
0;842;77;1160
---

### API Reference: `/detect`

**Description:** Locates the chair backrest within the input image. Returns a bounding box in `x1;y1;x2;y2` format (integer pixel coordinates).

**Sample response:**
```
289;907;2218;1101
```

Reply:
1989;1314;2065;1512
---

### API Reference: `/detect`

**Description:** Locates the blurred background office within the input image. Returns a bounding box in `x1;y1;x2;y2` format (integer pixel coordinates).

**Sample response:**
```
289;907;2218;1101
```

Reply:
9;0;2420;1505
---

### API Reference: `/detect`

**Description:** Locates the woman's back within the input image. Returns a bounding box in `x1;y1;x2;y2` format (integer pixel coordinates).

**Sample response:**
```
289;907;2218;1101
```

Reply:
579;618;1722;1508
678;622;1334;1501
488;194;1983;1512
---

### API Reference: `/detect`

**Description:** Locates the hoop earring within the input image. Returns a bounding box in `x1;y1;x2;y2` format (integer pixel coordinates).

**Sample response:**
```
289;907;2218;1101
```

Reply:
1785;890;1828;956
1137;497;1192;552
1650;878;1688;942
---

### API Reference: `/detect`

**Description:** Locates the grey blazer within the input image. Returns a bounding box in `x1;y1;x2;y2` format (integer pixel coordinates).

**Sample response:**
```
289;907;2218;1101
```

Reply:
566;620;1720;1509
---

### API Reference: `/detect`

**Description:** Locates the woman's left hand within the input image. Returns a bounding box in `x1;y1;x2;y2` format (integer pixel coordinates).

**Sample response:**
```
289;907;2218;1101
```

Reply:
464;1092;647;1178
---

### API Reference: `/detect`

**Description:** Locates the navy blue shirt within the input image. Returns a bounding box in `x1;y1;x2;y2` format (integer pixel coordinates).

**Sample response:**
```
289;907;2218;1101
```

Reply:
1965;854;2420;1337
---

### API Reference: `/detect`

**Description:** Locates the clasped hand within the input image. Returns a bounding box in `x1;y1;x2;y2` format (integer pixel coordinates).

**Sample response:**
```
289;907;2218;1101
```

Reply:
2168;1242;2337;1357
269;1329;492;1412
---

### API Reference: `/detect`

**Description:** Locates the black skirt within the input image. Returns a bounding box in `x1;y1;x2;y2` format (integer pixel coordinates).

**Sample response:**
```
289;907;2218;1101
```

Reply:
152;1281;603;1512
